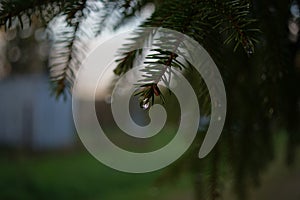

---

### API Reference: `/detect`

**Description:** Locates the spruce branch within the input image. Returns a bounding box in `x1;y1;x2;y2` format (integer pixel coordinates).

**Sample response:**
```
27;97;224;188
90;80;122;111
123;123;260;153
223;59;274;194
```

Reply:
201;0;259;55
92;0;151;36
0;0;68;29
49;0;88;97
0;0;259;101
115;0;258;111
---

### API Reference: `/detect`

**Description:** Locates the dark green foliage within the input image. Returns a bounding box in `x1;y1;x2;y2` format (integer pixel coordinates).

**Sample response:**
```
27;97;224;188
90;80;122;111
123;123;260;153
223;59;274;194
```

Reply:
49;0;88;97
0;0;69;28
1;0;300;200
1;0;150;96
114;0;258;107
0;0;258;98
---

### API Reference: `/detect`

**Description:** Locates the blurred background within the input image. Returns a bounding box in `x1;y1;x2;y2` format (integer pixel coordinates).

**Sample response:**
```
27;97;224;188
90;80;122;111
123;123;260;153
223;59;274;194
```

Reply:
0;0;300;200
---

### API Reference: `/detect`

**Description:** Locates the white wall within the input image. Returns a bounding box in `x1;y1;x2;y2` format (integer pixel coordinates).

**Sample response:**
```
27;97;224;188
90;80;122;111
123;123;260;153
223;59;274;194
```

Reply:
0;74;75;150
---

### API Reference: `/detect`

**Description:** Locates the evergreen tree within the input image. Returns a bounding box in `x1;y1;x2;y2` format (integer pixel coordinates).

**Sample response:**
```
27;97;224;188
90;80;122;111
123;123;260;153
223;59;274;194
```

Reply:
1;0;300;199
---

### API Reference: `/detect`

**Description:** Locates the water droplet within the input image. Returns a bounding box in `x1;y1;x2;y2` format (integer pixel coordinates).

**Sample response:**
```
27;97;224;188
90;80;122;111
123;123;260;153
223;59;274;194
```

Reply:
244;44;254;56
247;49;253;55
140;98;150;110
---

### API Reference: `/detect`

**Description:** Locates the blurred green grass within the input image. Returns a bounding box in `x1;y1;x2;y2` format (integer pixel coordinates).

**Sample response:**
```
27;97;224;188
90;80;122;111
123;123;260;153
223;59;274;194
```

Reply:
0;150;192;200
1;132;300;200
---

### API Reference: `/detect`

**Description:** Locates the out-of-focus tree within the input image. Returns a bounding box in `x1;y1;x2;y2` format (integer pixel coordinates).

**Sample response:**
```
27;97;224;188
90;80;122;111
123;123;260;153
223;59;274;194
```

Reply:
0;17;49;78
0;0;299;199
